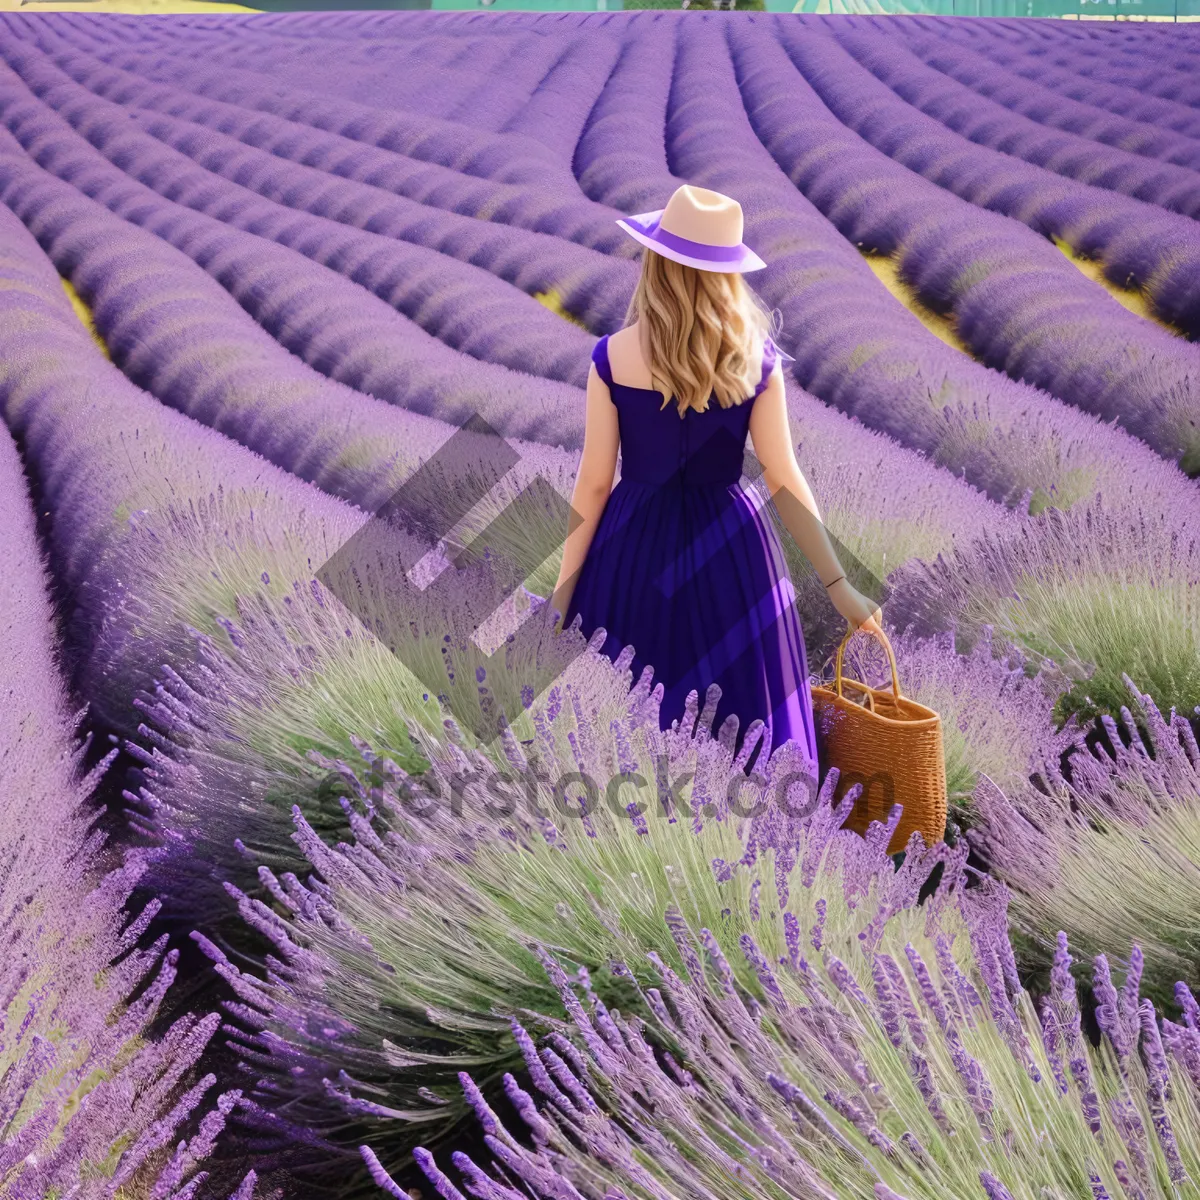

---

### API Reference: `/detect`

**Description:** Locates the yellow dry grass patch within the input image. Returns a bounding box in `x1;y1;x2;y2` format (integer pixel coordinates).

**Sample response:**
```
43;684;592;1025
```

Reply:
534;287;590;330
61;277;111;359
861;251;972;355
1051;235;1181;335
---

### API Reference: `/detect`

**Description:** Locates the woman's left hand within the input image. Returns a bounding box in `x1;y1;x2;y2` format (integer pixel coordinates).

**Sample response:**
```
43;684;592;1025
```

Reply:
828;578;884;637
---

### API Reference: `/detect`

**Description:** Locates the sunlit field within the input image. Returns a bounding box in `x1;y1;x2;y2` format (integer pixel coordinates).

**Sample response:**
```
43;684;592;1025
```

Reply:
2;9;1199;1198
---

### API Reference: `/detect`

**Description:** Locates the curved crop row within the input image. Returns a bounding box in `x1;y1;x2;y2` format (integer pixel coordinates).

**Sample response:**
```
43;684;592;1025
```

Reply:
944;27;1200;140
3;41;597;388
17;17;634;253
0;78;1007;618
859;28;1200;215
0;61;588;450
0;405;258;1200
31;43;634;336
729;20;1200;477
658;19;1200;520
780;26;1200;341
897;23;1200;158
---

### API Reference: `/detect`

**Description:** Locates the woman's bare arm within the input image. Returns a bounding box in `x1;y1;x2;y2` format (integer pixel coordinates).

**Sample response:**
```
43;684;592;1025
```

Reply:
748;363;844;584
749;362;882;632
550;362;619;621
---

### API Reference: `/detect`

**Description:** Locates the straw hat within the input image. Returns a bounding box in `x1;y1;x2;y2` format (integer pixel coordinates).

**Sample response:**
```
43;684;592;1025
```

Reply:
616;184;767;274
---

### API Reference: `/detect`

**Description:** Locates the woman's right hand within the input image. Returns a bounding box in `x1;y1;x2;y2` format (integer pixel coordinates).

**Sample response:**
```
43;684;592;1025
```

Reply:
828;578;884;639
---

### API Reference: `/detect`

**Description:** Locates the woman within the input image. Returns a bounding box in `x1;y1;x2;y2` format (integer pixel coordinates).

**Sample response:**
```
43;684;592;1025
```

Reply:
551;185;883;771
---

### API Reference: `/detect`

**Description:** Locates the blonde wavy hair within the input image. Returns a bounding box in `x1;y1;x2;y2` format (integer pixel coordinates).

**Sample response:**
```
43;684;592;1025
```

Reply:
625;247;779;418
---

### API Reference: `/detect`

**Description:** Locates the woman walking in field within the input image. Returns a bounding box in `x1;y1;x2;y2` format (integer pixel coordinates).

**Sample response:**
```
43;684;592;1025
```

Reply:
551;184;884;772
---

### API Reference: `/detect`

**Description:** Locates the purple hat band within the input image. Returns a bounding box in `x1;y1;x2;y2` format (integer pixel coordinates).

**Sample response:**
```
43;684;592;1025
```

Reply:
618;210;767;273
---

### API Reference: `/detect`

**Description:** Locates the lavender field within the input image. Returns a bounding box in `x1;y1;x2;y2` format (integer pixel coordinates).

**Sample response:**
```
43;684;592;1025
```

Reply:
1;9;1200;1199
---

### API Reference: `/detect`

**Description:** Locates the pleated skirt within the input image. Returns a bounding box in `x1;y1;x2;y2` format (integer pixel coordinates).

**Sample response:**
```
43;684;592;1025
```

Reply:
564;476;818;771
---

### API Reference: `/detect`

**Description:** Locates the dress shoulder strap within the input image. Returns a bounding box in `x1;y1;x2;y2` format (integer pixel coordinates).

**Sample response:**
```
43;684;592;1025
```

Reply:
591;335;614;388
752;336;779;400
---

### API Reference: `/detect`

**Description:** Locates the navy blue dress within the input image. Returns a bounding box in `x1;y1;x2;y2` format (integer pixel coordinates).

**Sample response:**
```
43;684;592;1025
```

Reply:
563;334;818;771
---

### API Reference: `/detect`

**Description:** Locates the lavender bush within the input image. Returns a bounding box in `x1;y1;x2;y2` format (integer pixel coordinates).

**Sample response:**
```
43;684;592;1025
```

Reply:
0;58;588;451
175;674;965;1183
128;580;1091;1181
0;419;257;1200
971;677;1200;1010
730;20;1200;476
886;497;1200;726
406;894;1200;1200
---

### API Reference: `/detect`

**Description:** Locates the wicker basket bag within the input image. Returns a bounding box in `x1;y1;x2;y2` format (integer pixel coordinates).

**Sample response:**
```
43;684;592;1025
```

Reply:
810;627;947;855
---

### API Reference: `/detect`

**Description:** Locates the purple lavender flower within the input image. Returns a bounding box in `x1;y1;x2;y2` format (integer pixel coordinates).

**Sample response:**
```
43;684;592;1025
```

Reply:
811;898;827;952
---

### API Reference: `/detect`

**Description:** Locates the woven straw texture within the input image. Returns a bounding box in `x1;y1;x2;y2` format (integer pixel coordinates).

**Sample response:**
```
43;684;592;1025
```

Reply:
811;628;947;856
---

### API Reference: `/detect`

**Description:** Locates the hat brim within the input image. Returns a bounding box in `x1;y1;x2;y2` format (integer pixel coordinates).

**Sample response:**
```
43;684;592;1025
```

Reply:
617;214;768;274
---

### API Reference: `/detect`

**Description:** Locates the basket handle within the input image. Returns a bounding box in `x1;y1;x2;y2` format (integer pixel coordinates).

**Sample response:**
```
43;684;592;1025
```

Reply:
834;625;901;703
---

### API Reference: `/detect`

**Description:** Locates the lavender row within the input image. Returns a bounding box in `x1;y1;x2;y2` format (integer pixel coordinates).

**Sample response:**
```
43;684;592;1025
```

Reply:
0;165;362;733
897;20;1200;150
888;493;1200;743
0;94;1021;925
640;18;1200;518
78;14;565;132
0;127;597;874
0;63;588;450
0;406;259;1199
410;900;1200;1200
836;26;1200;224
792;15;1200;333
0;171;451;935
731;19;1200;477
6;41;596;389
11;16;1123;525
23;39;636;335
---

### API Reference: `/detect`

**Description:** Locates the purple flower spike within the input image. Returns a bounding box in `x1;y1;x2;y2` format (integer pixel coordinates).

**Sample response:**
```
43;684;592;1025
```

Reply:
1177;982;1200;1031
979;1172;1017;1200
811;899;827;952
411;1147;470;1200
361;1146;409;1199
